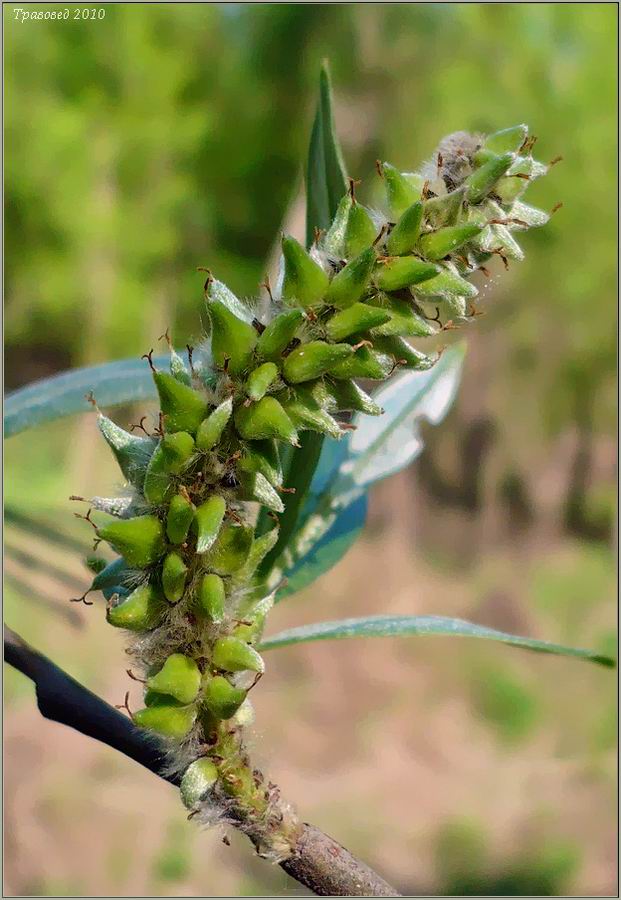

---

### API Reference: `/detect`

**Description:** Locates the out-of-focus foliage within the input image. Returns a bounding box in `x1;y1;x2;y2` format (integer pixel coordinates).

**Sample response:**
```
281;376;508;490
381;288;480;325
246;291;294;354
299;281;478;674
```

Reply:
6;5;616;432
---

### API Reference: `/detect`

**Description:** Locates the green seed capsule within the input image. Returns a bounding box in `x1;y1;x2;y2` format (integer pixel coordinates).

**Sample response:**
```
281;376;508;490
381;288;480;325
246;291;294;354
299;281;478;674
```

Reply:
367;293;435;338
279;390;342;440
325;302;391;341
329;344;393;380
133;703;197;740
212;636;264;674
283;340;353;384
203;675;247;720
196;398;233;451
147;653;201;705
463;151;514;203
476;222;524;261
386;201;423;256
412;265;478;302
238;471;284;512
106;582;165;631
344;202;377;257
180;758;219;809
494;155;548;204
166;493;195;544
373;336;436;370
162;551;188;602
153;372;209;435
207;523;254;576
143;432;196;504
245;362;279;401
423;187;466;229
419;224;483;261
234;396;299;445
507;200;550;229
97;515;166;568
237;440;282;488
484;124;528;154
374;257;439;291
197;573;226;623
193;495;226;554
325;248;376;309
207;300;258;376
382;162;424;218
281;236;329;308
97;414;157;489
321;378;382;416
434;292;468;319
161;432;195;468
256;309;305;361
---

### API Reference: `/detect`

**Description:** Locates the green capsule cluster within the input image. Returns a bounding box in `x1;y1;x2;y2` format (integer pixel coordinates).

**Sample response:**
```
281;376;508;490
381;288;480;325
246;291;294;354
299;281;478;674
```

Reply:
77;123;550;826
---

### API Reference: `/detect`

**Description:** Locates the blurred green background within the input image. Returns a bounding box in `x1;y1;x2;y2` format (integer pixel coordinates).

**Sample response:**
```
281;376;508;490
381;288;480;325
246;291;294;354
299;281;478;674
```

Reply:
4;3;617;896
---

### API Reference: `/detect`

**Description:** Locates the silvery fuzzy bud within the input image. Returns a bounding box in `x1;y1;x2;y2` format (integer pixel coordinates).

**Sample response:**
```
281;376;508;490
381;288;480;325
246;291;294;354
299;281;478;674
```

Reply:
180;758;219;809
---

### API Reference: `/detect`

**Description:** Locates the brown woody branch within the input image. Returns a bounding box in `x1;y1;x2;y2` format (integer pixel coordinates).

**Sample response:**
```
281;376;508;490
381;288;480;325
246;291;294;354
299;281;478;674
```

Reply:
4;625;399;897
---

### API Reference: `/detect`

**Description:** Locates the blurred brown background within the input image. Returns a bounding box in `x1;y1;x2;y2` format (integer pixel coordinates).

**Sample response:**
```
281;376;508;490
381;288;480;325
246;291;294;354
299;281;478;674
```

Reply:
4;3;617;896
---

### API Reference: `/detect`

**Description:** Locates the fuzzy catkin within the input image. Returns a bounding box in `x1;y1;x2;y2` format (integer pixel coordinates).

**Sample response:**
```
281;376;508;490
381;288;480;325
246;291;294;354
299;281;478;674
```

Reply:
76;125;550;853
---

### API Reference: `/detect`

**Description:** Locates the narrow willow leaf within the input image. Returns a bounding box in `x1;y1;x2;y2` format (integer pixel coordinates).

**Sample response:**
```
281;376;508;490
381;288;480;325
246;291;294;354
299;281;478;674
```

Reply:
341;341;465;492
269;343;466;598
305;60;348;246
259;615;615;668
261;63;348;577
5;349;209;437
276;493;367;601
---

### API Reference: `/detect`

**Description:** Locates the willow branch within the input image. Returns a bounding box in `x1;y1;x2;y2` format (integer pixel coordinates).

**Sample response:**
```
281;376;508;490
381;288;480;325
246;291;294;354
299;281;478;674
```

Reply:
4;624;399;897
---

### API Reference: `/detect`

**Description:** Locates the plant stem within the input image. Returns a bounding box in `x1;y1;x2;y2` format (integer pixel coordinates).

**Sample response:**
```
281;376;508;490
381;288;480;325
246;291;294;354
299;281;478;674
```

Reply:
4;624;400;897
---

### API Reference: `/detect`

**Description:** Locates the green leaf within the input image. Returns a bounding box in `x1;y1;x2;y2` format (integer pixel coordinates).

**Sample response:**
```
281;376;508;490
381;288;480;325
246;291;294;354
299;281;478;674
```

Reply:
276;493;367;601
259;62;348;576
268;343;466;596
341;341;466;492
259;615;615;668
305;60;348;246
5;350;200;437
